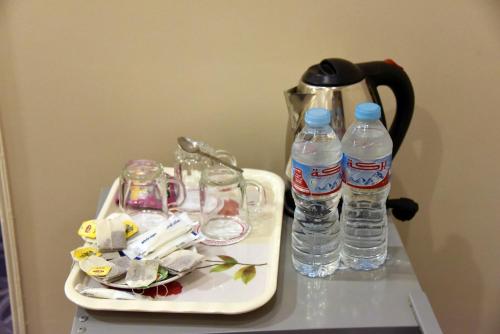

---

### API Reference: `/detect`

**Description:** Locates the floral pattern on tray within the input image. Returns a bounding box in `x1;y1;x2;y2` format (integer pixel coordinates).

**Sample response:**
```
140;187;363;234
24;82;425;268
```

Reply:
200;255;267;285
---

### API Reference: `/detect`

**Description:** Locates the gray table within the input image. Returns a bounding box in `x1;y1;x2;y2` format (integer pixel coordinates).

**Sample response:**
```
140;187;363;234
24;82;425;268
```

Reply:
71;192;441;334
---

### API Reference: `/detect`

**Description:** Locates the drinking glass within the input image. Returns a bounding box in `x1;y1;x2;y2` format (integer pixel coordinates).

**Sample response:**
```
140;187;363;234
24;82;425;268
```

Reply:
119;159;185;217
199;166;266;245
175;142;237;212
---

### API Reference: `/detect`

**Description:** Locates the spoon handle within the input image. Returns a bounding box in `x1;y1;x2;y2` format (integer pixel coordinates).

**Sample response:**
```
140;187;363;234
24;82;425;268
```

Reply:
198;151;244;173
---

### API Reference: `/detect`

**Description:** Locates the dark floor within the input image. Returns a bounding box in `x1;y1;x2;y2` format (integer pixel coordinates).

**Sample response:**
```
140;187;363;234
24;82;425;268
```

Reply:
0;225;12;334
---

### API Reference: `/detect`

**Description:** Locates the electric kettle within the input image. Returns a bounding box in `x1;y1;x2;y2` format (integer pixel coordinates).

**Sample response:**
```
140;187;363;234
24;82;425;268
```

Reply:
284;58;418;218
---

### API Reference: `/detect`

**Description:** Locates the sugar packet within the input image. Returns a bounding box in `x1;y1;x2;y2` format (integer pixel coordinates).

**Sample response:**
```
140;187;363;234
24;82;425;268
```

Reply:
122;213;195;259
141;231;202;260
76;284;148;300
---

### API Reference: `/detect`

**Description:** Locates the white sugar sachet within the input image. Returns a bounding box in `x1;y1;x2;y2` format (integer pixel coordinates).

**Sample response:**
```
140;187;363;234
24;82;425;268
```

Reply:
96;217;126;251
76;284;147;300
125;260;159;288
123;213;195;259
142;231;202;260
160;249;204;273
143;224;192;257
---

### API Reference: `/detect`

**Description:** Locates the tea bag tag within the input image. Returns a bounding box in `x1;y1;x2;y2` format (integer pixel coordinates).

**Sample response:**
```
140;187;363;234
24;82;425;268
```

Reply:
70;246;101;262
79;255;113;277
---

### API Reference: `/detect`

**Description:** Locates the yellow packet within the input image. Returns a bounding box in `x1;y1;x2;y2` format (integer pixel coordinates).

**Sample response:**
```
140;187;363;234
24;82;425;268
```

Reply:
79;216;138;240
78;220;96;239
124;220;138;239
71;246;101;261
87;266;112;277
79;255;113;277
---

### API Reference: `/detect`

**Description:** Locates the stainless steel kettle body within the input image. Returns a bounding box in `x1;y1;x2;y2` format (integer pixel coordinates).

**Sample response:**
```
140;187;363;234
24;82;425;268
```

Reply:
285;80;372;178
283;58;416;218
284;58;415;179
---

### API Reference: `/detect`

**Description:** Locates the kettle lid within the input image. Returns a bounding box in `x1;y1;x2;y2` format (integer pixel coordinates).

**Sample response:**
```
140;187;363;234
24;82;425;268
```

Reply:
301;58;365;87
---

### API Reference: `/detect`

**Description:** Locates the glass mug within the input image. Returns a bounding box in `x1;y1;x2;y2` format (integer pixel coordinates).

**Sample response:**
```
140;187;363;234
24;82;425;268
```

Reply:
175;142;237;212
119;159;185;217
199;166;266;246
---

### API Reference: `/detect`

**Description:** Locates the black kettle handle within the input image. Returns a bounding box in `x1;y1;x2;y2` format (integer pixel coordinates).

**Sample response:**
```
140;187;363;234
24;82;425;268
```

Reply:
357;60;415;158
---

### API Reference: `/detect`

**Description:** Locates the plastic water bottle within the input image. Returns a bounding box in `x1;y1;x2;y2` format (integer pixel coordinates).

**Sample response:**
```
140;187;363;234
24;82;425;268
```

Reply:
291;108;342;277
341;102;393;270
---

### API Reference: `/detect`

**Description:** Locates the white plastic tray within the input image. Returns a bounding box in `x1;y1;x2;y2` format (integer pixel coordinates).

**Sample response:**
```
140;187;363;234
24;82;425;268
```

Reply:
65;168;284;314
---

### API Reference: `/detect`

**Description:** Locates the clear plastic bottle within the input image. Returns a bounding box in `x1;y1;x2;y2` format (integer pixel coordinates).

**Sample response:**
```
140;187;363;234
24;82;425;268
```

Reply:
291;108;342;277
341;102;393;270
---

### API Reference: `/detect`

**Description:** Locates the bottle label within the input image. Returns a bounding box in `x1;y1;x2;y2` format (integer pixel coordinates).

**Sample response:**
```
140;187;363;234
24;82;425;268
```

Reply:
291;159;342;196
342;154;392;189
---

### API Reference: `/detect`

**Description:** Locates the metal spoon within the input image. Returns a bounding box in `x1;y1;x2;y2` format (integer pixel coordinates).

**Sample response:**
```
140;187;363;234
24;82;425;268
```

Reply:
177;137;243;173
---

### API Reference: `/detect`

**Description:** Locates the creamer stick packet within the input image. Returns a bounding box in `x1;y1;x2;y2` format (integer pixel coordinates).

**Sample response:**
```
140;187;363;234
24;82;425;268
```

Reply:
141;231;202;260
122;213;196;259
123;224;191;259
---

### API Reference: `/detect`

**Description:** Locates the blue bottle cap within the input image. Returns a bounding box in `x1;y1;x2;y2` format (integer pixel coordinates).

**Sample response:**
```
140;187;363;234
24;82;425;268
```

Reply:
304;108;331;127
355;102;381;121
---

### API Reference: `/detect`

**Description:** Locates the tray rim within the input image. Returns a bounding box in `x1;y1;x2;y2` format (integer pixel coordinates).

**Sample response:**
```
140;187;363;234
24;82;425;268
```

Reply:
64;168;285;314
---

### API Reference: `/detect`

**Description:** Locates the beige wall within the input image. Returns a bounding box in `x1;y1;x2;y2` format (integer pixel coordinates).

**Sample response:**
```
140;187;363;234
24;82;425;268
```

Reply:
1;0;499;333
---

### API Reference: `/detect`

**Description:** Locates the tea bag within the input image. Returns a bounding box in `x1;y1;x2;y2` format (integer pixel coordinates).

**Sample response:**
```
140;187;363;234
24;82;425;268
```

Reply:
125;260;159;288
101;256;131;282
101;251;122;261
79;214;138;243
160;249;204;273
106;213;139;239
96;217;126;251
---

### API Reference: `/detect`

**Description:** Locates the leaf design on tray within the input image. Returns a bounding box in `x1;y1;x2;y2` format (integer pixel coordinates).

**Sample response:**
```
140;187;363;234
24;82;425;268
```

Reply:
218;255;237;264
199;255;266;285
210;263;236;272
234;265;256;284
